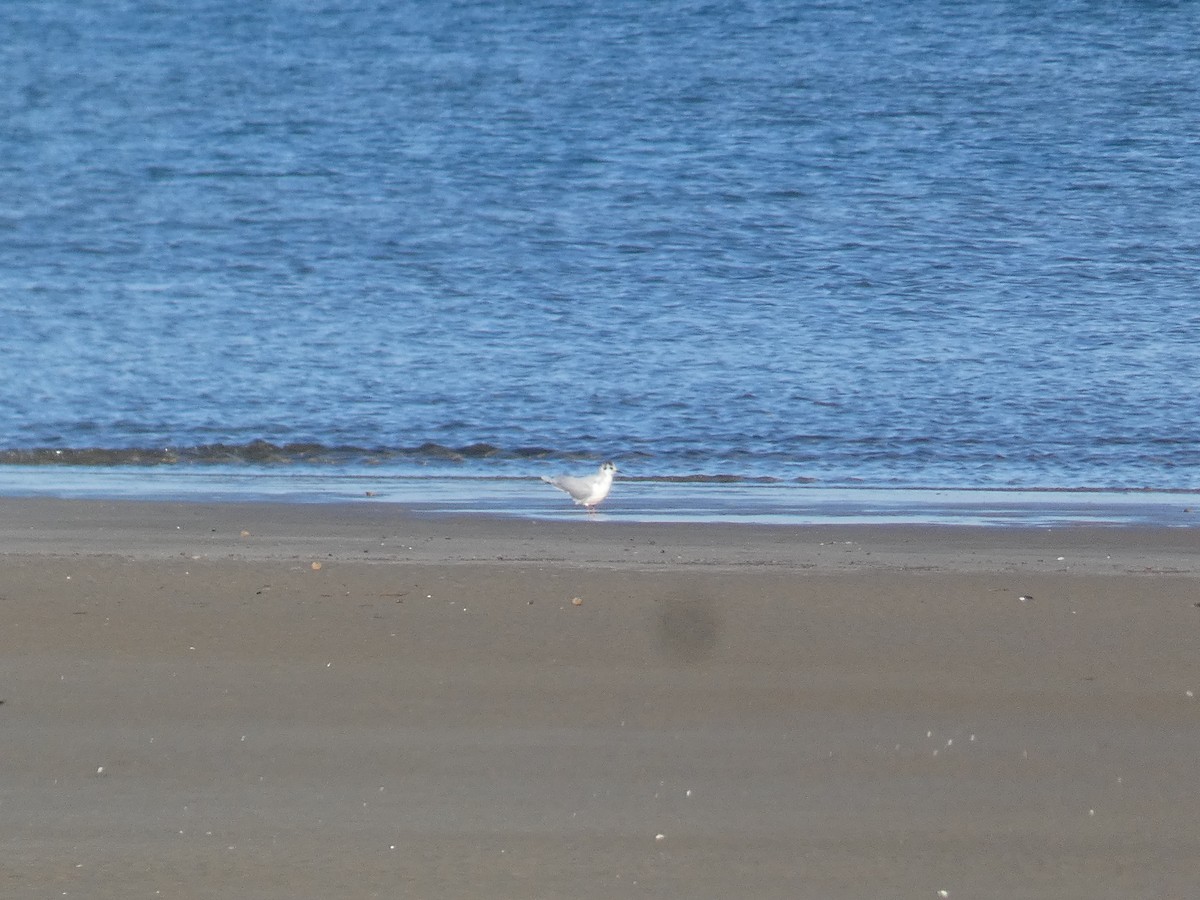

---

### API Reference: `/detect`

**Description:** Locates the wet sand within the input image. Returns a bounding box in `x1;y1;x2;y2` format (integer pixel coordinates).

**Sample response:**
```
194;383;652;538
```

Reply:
2;498;1198;898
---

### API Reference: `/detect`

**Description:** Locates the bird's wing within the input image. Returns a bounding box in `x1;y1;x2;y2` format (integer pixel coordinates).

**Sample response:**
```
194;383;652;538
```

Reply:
545;474;594;499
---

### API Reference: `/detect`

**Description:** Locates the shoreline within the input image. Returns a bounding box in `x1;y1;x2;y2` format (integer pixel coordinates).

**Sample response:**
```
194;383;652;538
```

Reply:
3;497;1199;897
3;496;1200;573
2;468;1199;527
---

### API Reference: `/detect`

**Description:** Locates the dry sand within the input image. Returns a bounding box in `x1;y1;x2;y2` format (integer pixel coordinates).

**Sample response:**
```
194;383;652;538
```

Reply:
1;498;1198;899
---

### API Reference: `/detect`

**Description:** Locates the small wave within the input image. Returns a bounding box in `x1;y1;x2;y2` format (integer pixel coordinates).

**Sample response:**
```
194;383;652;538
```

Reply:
0;441;612;468
622;473;784;484
0;443;815;484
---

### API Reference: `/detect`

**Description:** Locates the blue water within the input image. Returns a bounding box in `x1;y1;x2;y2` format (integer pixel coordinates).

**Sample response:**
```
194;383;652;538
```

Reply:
4;1;1200;504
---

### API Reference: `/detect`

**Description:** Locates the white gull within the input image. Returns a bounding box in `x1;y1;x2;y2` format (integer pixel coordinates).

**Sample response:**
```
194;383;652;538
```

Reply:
541;461;617;509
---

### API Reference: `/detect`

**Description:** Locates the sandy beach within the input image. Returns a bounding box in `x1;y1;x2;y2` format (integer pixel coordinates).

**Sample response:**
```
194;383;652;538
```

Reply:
2;497;1198;899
